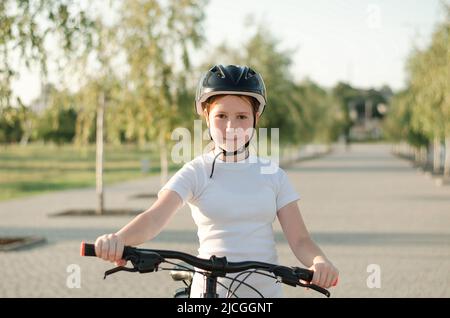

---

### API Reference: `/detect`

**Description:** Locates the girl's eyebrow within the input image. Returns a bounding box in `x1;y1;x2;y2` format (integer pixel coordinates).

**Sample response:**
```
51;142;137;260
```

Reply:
214;111;250;115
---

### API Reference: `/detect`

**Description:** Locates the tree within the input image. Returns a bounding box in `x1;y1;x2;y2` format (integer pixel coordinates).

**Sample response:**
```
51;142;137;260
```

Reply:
383;88;429;164
35;88;78;144
332;82;361;140
404;6;450;176
117;0;207;185
0;106;25;143
0;0;95;109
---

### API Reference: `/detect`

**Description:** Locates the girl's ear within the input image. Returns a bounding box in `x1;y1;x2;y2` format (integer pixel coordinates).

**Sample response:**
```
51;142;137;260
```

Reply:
255;112;261;126
203;109;210;127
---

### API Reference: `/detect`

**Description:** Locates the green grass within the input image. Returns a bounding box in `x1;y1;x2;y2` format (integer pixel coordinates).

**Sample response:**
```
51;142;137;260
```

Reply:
0;143;182;201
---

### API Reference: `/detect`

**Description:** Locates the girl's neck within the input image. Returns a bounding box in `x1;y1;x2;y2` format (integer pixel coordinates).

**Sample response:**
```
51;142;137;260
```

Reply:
213;147;249;162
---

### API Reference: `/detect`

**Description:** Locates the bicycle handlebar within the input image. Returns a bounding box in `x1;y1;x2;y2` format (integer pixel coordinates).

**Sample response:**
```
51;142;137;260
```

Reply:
80;242;332;297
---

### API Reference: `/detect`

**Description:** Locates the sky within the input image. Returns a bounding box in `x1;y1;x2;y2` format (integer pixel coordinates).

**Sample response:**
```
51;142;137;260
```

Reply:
201;0;446;89
11;0;447;104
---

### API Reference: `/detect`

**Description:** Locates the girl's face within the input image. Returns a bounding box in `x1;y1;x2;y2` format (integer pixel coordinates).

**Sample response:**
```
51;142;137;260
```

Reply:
205;95;260;152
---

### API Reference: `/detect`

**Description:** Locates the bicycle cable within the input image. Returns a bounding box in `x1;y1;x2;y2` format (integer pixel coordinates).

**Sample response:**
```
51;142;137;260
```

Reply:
158;260;256;298
227;269;278;298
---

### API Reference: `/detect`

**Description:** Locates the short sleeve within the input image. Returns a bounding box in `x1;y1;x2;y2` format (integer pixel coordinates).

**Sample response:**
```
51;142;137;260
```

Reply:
157;162;198;205
276;168;301;210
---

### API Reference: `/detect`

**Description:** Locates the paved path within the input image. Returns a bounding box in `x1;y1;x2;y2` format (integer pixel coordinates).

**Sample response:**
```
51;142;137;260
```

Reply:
0;143;449;297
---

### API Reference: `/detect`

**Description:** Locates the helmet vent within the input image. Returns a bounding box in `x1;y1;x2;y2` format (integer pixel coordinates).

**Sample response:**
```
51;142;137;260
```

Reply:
210;65;225;78
246;69;256;78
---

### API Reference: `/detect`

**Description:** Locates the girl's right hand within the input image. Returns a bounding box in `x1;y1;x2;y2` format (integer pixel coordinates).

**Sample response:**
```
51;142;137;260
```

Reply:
94;233;127;266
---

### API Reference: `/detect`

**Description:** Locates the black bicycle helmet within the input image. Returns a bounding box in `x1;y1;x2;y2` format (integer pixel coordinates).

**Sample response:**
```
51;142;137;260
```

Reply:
195;64;267;115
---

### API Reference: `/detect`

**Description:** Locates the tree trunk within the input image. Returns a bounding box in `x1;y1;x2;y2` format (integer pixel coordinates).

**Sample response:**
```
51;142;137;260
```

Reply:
159;131;169;186
408;143;414;160
444;135;450;178
19;132;30;146
414;147;421;165
19;119;32;146
96;91;105;215
433;136;441;174
421;146;428;167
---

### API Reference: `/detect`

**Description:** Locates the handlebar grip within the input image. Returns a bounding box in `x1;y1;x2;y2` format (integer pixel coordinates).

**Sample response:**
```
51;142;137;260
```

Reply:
80;241;136;259
301;267;338;286
80;242;96;256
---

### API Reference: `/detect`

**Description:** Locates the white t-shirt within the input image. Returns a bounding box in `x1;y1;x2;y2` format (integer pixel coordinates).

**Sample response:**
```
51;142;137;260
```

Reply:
158;151;301;298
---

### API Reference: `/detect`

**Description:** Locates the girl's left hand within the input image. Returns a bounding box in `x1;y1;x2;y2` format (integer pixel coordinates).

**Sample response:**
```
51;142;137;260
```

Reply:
309;259;339;289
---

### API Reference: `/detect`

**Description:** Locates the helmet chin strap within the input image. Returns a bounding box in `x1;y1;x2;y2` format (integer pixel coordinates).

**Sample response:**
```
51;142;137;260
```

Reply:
209;113;256;178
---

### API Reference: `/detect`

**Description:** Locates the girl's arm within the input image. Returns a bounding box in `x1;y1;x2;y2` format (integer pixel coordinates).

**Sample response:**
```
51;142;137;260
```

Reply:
116;189;182;244
94;189;182;265
277;201;339;288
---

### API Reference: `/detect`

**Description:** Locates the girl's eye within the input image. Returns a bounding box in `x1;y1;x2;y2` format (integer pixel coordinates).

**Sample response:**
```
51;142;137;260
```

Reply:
238;115;248;120
216;114;226;119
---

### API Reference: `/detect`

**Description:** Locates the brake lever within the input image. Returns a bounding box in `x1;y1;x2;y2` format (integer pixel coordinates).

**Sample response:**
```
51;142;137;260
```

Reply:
104;266;137;279
297;280;331;298
103;251;164;279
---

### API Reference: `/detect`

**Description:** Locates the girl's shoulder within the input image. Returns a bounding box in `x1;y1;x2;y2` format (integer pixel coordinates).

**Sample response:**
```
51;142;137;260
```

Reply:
176;155;206;174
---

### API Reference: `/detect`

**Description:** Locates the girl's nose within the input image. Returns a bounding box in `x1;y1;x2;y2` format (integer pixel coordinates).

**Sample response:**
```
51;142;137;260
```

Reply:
226;120;235;129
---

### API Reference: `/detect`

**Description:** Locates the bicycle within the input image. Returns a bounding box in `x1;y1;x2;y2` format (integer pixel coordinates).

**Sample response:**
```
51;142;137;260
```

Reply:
80;242;333;298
